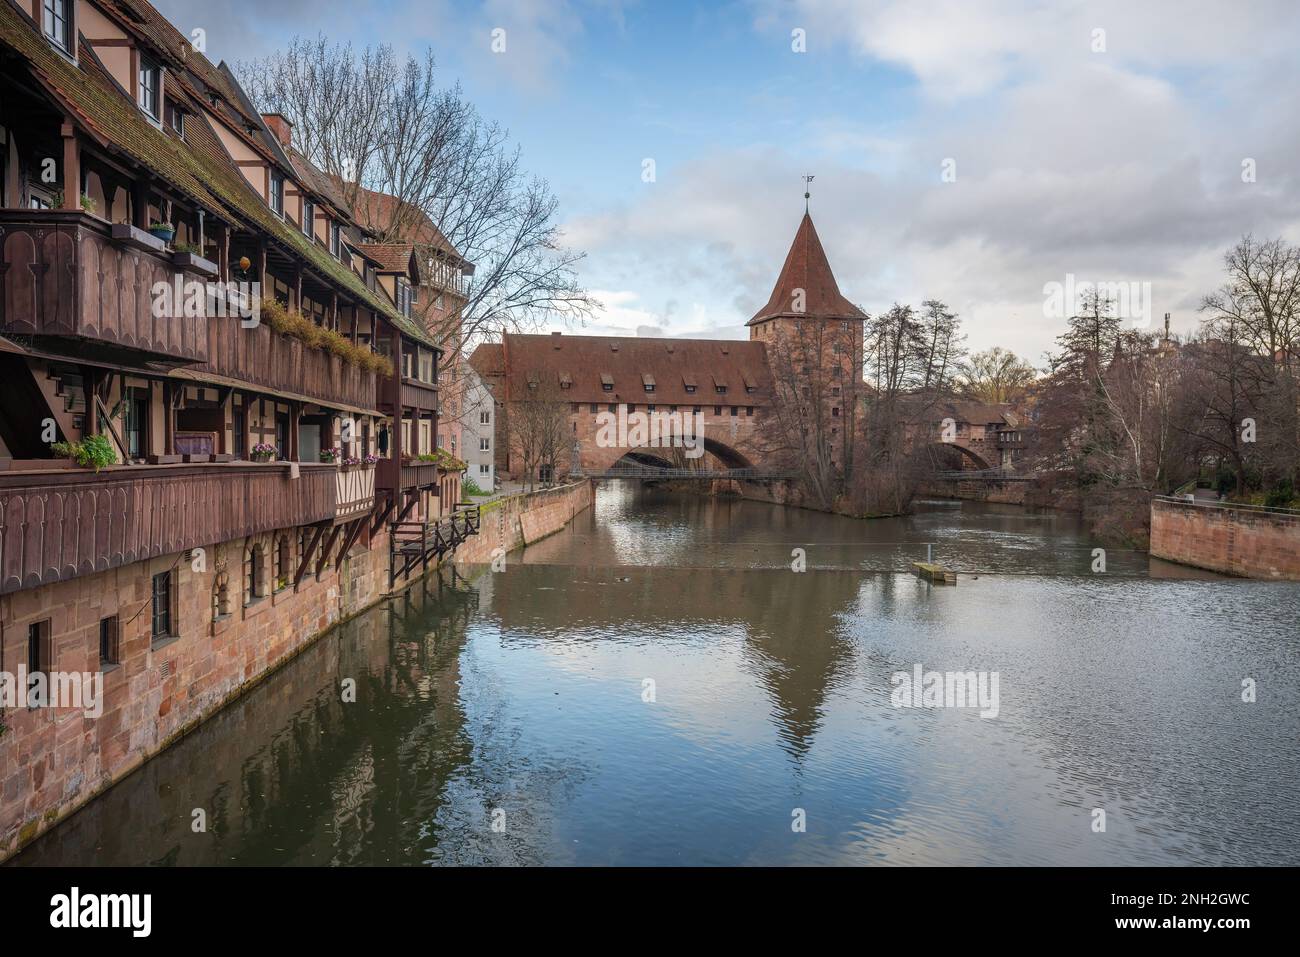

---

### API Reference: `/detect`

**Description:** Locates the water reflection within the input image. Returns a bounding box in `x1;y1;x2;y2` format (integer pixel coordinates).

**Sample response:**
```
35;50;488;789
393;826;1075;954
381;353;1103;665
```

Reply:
13;486;1298;866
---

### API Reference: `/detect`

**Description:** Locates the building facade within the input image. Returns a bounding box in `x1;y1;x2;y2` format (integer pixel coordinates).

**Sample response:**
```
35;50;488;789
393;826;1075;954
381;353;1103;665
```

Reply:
461;365;496;491
0;0;469;859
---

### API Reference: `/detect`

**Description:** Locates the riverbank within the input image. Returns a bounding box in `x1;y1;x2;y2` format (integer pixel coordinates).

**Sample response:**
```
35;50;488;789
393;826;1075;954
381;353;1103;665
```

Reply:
1150;496;1300;580
0;481;594;863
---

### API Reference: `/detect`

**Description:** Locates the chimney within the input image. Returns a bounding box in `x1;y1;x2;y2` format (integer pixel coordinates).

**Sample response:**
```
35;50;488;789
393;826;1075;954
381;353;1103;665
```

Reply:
552;331;562;349
261;113;293;148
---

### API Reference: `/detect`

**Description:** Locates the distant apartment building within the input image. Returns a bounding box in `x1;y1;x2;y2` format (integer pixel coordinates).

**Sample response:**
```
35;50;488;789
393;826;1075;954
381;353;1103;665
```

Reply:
461;365;496;491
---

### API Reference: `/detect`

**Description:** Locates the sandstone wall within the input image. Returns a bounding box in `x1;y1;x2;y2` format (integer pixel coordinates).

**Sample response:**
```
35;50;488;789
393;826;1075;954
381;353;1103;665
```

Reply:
1150;498;1300;580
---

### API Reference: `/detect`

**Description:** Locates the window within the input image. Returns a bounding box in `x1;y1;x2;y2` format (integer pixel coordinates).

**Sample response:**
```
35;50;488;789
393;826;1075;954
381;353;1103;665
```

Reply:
124;387;148;459
329;220;340;257
684;384;696;394
151;571;172;640
693;406;701;414
832;406;840;417
730;407;738;417
43;0;71;54
232;406;247;459
275;411;290;460
480;464;489;475
647;404;656;412
714;406;722;416
715;385;727;395
746;407;754;417
138;57;161;120
212;574;230;620
165;99;185;137
27;621;50;707
99;616;119;667
627;404;635;414
274;536;291;592
245;545;265;604
270;171;285;216
302;198;314;238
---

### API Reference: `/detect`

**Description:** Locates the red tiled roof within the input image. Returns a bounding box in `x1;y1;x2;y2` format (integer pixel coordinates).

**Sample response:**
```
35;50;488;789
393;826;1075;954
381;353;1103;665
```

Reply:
348;184;468;266
493;333;772;405
748;213;866;325
360;243;419;277
468;342;505;377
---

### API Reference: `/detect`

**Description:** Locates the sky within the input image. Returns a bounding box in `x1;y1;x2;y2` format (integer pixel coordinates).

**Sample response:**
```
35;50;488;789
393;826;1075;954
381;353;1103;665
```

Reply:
156;0;1300;367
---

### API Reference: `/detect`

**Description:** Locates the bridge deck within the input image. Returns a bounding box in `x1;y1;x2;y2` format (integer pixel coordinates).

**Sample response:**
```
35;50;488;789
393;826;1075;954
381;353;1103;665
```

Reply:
578;466;799;481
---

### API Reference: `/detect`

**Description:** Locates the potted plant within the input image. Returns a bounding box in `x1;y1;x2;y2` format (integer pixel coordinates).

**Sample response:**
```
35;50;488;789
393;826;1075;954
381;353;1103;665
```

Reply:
149;220;176;244
80;194;97;214
48;436;116;472
250;442;277;462
319;446;343;464
363;453;379;466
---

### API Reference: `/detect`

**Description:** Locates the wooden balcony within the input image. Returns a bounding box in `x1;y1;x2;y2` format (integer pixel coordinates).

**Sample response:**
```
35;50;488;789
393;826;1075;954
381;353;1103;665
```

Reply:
194;316;381;411
334;464;376;523
379;376;439;416
376;458;441;494
0;462;336;594
0;210;208;363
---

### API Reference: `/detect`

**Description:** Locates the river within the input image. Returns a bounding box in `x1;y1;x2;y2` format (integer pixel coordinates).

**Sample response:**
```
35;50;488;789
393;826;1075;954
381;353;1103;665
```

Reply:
13;485;1300;865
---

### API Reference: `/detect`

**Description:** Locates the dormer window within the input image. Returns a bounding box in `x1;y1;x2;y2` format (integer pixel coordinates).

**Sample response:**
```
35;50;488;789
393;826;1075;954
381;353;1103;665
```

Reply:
138;57;161;121
269;171;285;216
43;0;72;55
642;373;655;393
301;198;314;238
600;372;614;392
165;100;185;138
328;220;340;257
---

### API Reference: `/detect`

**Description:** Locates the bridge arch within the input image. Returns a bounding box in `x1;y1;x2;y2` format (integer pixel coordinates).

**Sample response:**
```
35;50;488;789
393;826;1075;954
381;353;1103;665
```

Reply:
929;441;992;471
584;436;755;474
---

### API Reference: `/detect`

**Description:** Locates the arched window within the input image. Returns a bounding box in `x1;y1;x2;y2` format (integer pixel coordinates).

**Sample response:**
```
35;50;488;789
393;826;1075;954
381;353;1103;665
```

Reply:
212;572;230;620
244;544;265;604
274;535;291;592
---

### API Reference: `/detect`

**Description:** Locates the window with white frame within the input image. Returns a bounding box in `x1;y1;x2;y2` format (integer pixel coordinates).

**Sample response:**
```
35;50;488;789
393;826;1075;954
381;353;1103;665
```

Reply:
43;0;72;55
138;56;161;120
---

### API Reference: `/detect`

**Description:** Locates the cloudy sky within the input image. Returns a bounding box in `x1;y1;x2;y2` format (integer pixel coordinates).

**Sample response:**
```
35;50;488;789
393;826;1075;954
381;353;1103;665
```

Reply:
158;0;1300;366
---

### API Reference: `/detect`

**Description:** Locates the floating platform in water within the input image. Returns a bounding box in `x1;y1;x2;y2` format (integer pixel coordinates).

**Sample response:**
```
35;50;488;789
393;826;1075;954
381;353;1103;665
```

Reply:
911;561;957;584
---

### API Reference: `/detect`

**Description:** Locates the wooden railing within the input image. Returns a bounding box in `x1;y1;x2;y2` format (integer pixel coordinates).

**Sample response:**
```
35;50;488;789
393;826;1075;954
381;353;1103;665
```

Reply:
0;462;336;594
398;377;438;413
195;315;380;411
334;464;376;522
0;210;209;362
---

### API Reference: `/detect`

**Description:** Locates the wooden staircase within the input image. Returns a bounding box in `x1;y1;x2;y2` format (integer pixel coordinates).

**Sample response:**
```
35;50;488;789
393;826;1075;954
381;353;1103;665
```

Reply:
388;503;481;589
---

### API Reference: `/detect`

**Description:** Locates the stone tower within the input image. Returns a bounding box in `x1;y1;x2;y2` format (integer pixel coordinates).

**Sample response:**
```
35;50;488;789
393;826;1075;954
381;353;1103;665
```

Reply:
748;212;866;475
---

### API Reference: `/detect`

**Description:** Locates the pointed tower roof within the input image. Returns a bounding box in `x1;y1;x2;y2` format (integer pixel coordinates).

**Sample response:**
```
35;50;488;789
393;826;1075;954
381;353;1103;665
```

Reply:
748;213;866;326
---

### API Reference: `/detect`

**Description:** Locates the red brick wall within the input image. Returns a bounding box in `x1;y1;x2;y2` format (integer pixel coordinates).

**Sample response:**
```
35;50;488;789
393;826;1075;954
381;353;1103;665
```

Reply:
0;528;390;860
1150;499;1300;580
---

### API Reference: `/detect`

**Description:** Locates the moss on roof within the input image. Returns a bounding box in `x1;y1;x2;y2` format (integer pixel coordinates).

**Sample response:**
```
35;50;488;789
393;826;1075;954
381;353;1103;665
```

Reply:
0;2;436;350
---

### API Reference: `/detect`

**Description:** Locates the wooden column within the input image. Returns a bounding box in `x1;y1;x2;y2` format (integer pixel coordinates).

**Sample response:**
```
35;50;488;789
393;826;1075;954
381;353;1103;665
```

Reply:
60;122;79;210
80;366;100;436
330;291;339;331
132;175;151;228
163;381;175;454
289;402;300;462
292;266;303;315
217;223;230;282
256;238;268;293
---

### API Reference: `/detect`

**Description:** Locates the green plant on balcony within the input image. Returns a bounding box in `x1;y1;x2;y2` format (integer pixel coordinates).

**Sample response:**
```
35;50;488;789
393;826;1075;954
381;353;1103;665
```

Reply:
149;220;176;244
80;194;97;214
412;449;467;471
260;298;395;376
48;435;117;472
173;240;202;254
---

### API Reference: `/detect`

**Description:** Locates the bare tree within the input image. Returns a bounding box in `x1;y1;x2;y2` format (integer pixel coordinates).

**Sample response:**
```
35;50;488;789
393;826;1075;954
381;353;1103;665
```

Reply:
959;347;1038;404
507;377;570;492
915;299;966;391
239;37;598;350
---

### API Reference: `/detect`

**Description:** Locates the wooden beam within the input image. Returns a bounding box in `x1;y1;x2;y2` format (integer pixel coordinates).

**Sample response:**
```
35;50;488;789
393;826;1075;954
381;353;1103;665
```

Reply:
369;496;395;537
315;524;343;576
94;393;129;459
60;122;79;210
294;523;325;587
335;517;366;567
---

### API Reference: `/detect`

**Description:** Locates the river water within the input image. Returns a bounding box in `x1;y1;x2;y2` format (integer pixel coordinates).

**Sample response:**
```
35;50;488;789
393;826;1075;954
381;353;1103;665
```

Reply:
14;485;1300;865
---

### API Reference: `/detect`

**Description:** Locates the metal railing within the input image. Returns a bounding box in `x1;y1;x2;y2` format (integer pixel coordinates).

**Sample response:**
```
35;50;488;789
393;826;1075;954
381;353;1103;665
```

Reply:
1153;494;1300;517
579;466;800;481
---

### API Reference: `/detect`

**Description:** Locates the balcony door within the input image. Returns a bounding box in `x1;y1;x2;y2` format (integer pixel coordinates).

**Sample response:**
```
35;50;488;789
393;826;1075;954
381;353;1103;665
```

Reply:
299;422;321;463
124;388;149;460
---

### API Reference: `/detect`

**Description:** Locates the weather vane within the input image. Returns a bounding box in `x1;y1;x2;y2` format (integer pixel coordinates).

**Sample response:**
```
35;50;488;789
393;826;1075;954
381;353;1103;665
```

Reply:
802;174;815;212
